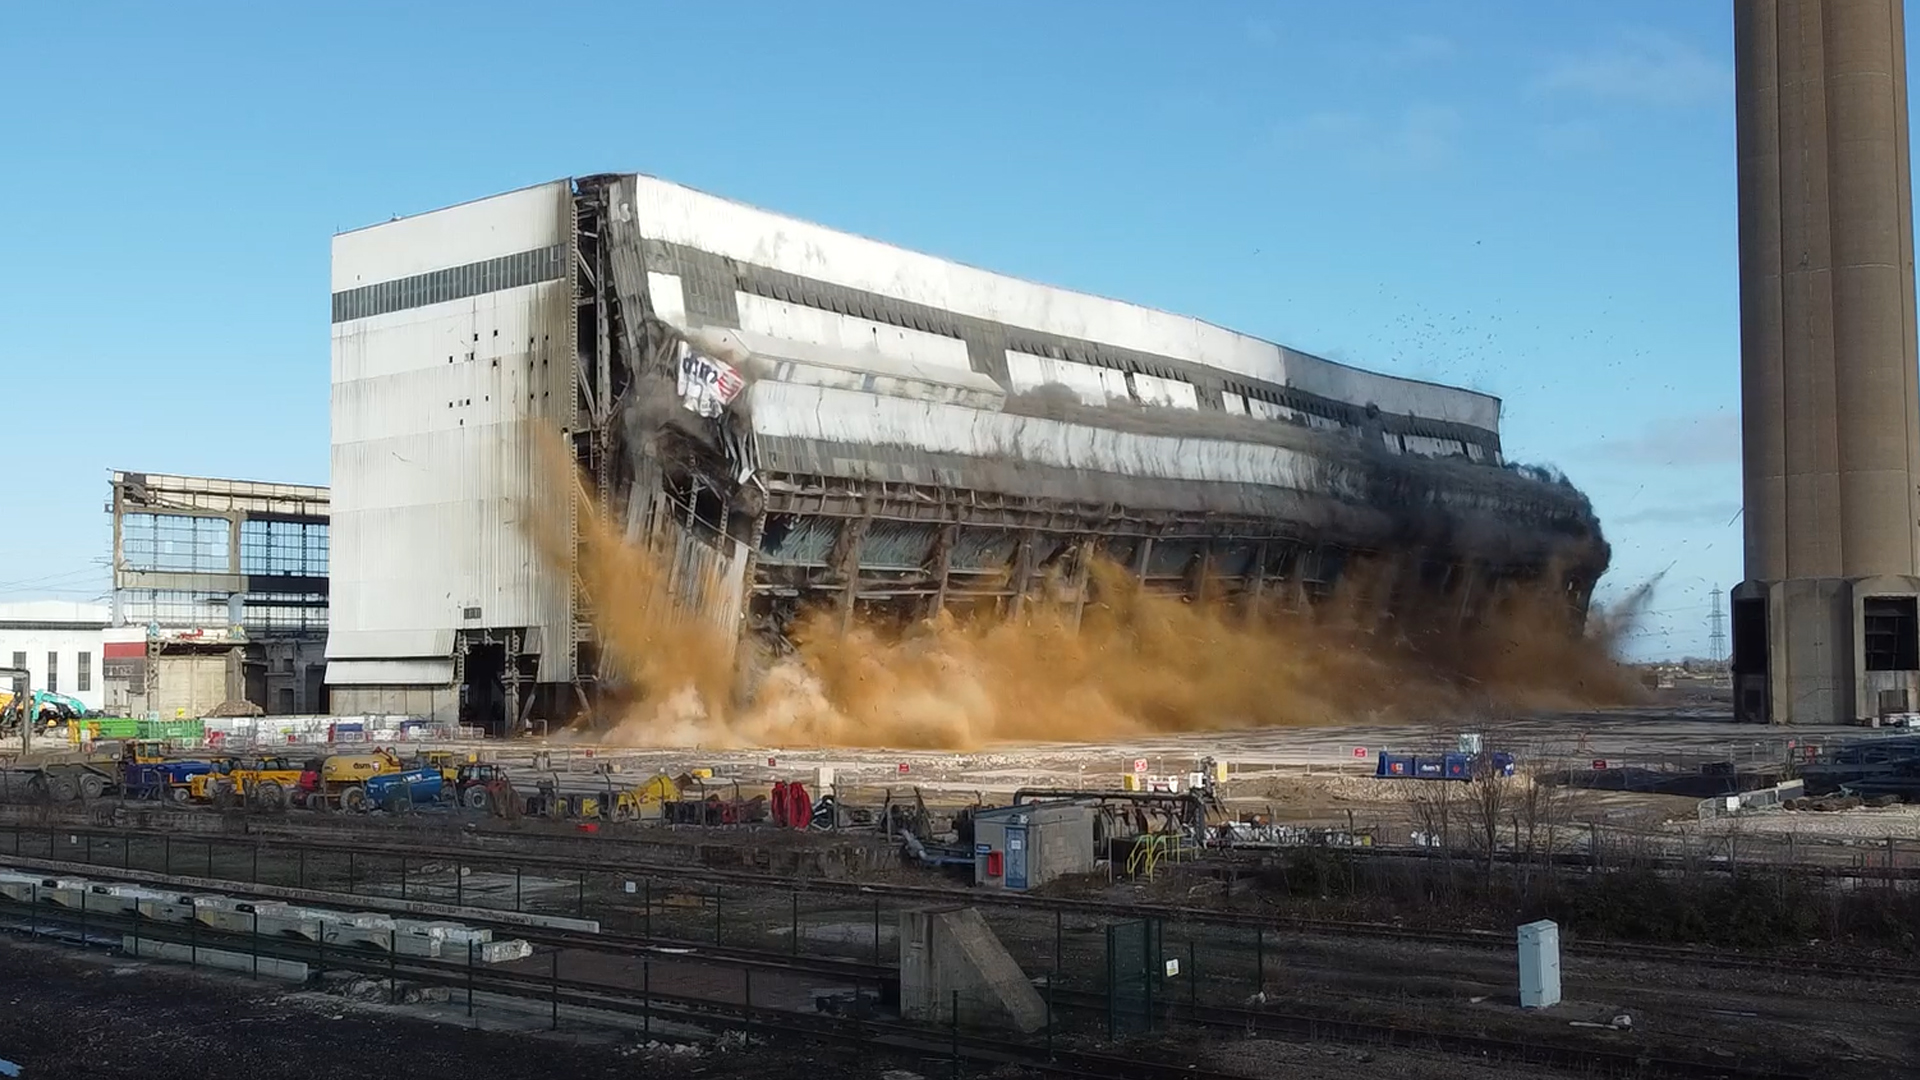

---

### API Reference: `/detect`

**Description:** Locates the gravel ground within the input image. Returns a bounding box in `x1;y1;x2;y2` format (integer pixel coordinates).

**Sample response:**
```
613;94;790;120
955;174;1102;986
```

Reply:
1684;804;1920;841
1206;1038;1598;1080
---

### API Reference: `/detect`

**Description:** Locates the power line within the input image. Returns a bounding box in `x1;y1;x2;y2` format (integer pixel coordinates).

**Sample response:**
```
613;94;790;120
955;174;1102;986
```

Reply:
0;581;108;593
0;561;108;592
1707;584;1727;666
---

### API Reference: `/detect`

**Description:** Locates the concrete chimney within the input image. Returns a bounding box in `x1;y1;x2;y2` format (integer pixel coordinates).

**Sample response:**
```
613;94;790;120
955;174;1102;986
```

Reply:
1735;0;1920;723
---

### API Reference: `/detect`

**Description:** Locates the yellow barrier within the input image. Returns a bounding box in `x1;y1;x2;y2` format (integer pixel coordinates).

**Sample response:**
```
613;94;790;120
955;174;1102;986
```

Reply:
1125;832;1187;882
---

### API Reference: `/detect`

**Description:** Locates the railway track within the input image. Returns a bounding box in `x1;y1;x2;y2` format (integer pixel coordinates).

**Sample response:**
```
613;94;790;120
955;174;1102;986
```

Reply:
0;898;1237;1080
14;822;1917;988
0;849;899;989
0;893;1821;1080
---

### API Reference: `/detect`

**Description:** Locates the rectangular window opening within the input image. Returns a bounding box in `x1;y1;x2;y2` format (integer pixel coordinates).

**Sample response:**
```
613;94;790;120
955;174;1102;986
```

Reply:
1731;597;1768;675
1863;596;1919;672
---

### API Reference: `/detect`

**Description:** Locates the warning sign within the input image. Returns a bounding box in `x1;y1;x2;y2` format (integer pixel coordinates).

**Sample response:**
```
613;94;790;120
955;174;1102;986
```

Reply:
1133;758;1149;773
897;762;910;775
1351;747;1368;759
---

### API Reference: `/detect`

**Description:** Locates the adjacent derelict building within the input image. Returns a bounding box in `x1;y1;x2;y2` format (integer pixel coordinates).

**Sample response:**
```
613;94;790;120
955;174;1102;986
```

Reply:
327;175;1605;732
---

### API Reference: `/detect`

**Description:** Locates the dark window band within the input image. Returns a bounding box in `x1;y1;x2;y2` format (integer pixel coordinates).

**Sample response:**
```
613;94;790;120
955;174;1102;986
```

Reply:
331;244;568;323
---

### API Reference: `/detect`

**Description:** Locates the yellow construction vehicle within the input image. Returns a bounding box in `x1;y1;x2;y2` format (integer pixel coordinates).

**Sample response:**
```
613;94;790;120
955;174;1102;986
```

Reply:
191;755;306;809
294;749;407;810
521;774;679;822
323;748;405;783
409;749;472;784
624;774;680;818
188;758;242;802
589;774;679;822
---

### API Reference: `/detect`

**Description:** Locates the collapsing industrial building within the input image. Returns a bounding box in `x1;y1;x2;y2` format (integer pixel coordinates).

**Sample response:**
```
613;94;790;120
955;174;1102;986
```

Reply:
326;175;1607;734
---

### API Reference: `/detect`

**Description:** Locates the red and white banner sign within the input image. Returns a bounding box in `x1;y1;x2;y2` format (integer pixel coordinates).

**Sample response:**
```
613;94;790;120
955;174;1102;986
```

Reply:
675;342;745;417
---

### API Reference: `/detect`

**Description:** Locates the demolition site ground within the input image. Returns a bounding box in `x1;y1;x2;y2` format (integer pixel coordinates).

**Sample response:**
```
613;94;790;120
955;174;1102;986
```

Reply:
3;704;1919;1079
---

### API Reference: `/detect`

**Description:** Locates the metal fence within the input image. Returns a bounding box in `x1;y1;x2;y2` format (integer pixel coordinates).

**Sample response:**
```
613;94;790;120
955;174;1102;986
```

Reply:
0;824;1292;1005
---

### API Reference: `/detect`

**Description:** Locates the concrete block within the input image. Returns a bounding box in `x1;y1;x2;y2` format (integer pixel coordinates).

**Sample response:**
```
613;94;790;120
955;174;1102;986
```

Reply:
255;909;328;941
315;912;408;951
97;884;182;914
196;900;325;941
389;931;445;958
324;910;397;930
0;849;601;932
73;883;156;915
900;907;1046;1033
477;938;533;963
310;915;442;957
39;877;96;909
136;897;199;923
120;934;310;983
194;897;296;934
394;918;493;945
0;871;49;903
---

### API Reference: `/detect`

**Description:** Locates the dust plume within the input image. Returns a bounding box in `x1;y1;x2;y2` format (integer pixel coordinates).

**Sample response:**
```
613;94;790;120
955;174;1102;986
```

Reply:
533;433;1644;750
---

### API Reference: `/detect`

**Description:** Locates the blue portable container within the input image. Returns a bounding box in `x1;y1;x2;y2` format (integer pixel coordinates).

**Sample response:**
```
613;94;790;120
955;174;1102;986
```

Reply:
1375;750;1518;782
362;767;443;807
120;759;214;800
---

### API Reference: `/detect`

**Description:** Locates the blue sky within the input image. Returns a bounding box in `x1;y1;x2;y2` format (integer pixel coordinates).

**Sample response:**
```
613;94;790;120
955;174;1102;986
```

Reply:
0;1;1785;657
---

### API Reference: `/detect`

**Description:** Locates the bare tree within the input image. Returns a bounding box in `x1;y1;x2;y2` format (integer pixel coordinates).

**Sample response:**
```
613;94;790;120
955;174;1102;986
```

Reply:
1513;745;1585;891
1462;758;1516;883
1405;778;1457;870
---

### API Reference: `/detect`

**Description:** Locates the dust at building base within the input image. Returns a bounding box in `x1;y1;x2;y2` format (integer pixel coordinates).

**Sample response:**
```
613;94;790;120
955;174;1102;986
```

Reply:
325;175;1609;737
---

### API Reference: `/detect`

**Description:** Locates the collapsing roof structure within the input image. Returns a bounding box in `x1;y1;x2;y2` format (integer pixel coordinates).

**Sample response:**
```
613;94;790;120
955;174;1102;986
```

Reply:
326;174;1605;732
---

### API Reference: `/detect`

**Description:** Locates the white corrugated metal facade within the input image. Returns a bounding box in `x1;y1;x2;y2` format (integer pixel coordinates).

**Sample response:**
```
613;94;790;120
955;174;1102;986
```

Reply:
626;175;1500;433
327;181;576;719
326;172;1519;719
743;382;1336;496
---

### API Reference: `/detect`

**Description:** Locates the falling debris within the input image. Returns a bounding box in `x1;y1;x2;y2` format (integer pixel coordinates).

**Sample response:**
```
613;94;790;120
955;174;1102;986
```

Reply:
539;430;1643;750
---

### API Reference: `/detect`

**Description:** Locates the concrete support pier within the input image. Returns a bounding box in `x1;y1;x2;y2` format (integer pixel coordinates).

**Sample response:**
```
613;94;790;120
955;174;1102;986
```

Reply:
899;906;1045;1033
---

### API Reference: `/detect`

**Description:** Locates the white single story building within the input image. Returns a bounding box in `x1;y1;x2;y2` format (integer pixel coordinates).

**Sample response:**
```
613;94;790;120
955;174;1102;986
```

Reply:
0;600;110;712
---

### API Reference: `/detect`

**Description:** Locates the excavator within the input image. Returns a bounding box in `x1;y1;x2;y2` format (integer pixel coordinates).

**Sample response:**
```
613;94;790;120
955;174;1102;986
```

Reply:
0;688;88;735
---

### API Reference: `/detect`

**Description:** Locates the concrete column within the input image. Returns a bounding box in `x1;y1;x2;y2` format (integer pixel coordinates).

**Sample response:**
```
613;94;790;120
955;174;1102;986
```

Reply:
1825;0;1920;577
1736;0;1920;723
929;524;956;618
1736;0;1789;582
110;481;125;626
1190;541;1216;604
1007;532;1037;617
1778;0;1843;578
1130;537;1153;581
835;517;869;633
1244;541;1269;624
1068;539;1094;630
227;512;246;634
